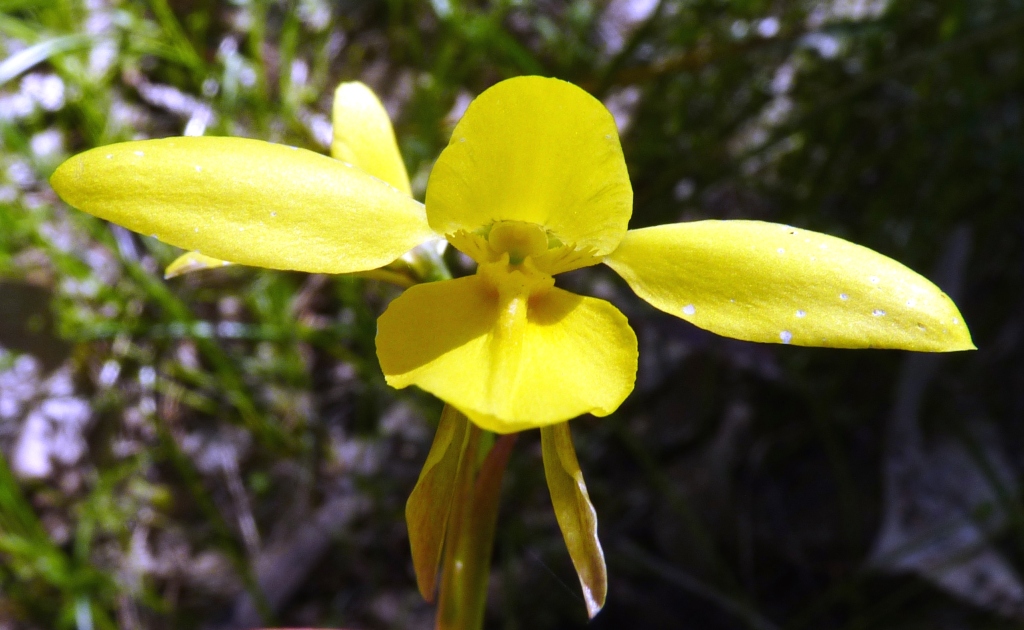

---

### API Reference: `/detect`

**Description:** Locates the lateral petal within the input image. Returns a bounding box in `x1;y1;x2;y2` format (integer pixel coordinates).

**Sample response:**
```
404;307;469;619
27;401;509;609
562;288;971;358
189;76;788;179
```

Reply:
375;277;638;433
426;76;632;256
51;137;434;275
604;221;975;351
332;81;412;195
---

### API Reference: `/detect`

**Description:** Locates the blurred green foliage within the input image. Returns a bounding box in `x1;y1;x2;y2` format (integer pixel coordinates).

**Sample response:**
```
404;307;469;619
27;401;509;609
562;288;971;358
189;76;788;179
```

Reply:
1;0;1023;628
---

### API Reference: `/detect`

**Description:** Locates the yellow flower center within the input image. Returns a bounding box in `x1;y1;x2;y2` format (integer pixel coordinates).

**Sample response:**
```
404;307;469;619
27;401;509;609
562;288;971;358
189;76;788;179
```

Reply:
459;221;556;344
486;220;549;265
445;220;602;280
480;221;565;304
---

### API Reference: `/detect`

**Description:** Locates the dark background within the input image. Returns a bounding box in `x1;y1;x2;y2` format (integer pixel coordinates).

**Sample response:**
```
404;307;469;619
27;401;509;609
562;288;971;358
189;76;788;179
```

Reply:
1;0;1023;628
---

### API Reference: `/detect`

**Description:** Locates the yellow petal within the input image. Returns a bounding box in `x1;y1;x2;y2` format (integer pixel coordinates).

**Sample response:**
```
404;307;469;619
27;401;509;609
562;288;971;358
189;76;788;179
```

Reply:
51;137;435;275
406;404;470;602
164;251;233;278
541;422;607;619
425;76;632;256
604;221;975;351
331;81;412;195
375;276;638;433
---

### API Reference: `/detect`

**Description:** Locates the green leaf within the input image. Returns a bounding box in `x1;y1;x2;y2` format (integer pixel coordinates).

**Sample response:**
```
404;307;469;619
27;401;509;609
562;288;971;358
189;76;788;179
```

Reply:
541;422;607;618
0;33;93;87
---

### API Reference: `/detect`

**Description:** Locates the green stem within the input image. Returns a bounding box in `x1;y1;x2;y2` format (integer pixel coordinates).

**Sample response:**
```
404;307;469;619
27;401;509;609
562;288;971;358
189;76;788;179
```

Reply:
436;429;517;630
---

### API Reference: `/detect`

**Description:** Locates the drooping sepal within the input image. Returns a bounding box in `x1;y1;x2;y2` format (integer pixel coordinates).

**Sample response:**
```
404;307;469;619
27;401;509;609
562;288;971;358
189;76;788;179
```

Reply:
541;422;607;618
406;405;470;601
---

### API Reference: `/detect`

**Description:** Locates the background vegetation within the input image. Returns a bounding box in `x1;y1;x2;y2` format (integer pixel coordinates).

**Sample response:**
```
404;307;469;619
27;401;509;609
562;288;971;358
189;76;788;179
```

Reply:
1;0;1023;628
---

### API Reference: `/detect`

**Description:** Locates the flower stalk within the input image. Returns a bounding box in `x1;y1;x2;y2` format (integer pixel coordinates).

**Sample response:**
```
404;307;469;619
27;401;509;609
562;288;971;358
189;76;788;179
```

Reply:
436;423;517;630
407;405;517;630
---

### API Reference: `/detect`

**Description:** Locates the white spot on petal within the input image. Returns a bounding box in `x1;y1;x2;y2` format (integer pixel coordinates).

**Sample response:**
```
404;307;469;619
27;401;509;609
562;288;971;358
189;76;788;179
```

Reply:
840;293;849;301
134;150;144;156
195;165;202;172
682;304;696;316
780;330;793;344
952;317;959;325
869;276;879;284
777;247;785;254
872;309;886;317
270;211;277;217
796;309;806;318
105;154;112;159
906;298;916;308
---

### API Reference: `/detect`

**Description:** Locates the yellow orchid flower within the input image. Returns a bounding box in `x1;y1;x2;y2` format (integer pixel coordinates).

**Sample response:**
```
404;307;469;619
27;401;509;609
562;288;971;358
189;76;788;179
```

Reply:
50;75;974;625
55;75;971;432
